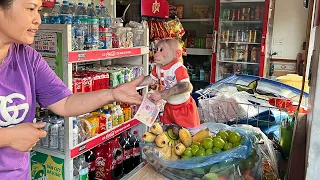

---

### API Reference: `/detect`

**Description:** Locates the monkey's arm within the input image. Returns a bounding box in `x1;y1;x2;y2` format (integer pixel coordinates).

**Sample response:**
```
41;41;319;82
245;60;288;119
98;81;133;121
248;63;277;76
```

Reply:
160;82;193;100
139;76;156;86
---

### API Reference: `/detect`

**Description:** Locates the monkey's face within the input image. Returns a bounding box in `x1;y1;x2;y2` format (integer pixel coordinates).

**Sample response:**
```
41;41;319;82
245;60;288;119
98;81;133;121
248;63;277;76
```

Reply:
154;43;174;66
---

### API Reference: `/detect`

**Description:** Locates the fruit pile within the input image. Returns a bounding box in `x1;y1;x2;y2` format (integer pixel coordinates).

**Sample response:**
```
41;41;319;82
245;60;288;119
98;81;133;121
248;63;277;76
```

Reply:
142;123;243;160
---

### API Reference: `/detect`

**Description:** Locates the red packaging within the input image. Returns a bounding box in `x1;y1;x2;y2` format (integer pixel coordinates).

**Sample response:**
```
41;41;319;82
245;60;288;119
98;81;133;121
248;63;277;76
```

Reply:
174;4;184;19
73;73;83;93
237;9;241;21
231;9;236;21
98;114;106;134
100;72;110;89
82;73;93;92
95;143;110;180
92;72;101;91
110;138;123;179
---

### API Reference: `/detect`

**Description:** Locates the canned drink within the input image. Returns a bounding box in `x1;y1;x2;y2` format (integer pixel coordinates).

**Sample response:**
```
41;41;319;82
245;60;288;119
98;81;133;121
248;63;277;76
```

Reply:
248;30;253;42
41;116;51;147
226;30;230;42
230;30;235;42
253;30;257;43
241;8;246;21
226;9;231;20
246;8;251;21
82;74;93;92
221;30;226;42
49;118;60;149
92;73;101;91
250;7;255;20
220;49;225;61
58;121;64;152
255;6;260;20
231;9;236;21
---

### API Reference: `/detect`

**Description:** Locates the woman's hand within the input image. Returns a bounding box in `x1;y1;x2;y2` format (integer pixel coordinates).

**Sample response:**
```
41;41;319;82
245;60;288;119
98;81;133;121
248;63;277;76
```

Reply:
111;76;145;105
7;122;47;152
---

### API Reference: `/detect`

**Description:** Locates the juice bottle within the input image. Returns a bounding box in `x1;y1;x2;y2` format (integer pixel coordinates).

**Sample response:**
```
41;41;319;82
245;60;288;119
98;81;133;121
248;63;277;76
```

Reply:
97;110;106;134
105;110;112;130
111;107;118;127
122;104;132;122
116;105;124;125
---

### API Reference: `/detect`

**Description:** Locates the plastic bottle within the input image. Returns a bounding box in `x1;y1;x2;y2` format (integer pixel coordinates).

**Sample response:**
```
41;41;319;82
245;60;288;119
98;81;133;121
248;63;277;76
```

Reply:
130;130;141;169
69;2;76;16
105;110;112;130
73;120;79;147
122;103;132;122
73;165;79;180
72;19;85;51
59;0;72;24
200;68;205;81
95;5;101;18
88;18;99;49
84;150;96;180
121;133;133;174
116;105;124;125
49;117;59;149
101;6;111;27
49;2;61;24
111;138;123;179
75;2;87;21
87;4;96;18
75;155;89;180
94;144;108;179
98;109;106;133
111;107;118;127
58;120;64;152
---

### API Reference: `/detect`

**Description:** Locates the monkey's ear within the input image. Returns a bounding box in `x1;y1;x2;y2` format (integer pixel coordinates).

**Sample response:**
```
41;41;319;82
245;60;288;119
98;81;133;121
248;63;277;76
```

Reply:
175;49;182;59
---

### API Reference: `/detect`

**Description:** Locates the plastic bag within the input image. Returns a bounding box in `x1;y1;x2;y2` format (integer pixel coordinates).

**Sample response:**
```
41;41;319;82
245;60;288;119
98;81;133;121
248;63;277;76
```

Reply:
143;123;279;180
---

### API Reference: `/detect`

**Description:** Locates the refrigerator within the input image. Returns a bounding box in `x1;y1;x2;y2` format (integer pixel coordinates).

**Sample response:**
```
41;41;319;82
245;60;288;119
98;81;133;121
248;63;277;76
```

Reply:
212;0;275;82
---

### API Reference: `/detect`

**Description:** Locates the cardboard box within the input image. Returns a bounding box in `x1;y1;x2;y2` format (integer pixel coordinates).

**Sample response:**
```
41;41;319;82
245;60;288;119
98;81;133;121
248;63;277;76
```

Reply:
129;163;167;180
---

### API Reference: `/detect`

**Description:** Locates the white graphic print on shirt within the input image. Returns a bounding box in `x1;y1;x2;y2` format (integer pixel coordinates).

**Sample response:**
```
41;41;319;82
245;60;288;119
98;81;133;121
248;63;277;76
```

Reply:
0;93;29;127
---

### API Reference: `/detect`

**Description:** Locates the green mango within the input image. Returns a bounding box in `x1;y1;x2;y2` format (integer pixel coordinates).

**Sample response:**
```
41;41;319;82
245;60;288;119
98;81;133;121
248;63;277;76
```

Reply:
209;164;220;173
202;173;219;180
192;167;206;175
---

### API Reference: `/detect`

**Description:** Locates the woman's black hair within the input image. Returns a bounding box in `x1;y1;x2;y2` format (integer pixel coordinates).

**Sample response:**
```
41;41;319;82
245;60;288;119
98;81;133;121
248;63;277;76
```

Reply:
0;0;14;10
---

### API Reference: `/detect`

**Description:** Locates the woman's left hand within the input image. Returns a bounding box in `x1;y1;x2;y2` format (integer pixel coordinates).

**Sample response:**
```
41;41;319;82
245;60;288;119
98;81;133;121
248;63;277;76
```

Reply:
111;76;145;105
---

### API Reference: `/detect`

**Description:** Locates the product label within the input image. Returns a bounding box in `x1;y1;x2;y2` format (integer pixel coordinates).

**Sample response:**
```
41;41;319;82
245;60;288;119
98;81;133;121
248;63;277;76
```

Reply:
107;120;113;130
133;147;141;157
123;149;132;160
116;154;123;165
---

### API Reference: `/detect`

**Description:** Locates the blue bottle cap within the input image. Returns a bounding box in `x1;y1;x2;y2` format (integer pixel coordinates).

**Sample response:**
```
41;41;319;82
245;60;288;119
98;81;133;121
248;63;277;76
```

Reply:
54;2;60;5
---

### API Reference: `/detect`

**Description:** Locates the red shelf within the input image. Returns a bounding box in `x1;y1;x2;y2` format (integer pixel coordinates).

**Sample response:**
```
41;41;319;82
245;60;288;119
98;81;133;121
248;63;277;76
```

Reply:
70;119;140;158
68;47;144;63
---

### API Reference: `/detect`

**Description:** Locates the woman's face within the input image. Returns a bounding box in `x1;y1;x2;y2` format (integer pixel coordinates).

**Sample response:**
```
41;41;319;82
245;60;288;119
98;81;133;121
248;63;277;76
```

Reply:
0;0;42;45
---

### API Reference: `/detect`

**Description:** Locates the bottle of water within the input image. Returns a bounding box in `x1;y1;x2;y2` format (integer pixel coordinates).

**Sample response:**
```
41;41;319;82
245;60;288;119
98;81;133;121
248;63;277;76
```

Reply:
75;2;87;21
95;5;101;17
49;2;61;24
59;0;72;24
72;19;85;51
101;6;111;27
96;5;105;28
69;2;76;16
87;4;96;18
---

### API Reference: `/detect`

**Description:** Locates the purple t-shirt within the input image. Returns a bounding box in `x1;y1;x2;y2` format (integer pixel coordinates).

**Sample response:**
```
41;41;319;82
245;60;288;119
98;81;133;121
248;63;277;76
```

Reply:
0;44;71;179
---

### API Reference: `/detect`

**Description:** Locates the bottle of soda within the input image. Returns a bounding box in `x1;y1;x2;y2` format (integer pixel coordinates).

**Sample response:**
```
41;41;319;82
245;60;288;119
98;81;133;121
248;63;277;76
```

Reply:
122;133;133;174
130;130;141;169
111;138;123;180
94;144;108;180
84;150;96;180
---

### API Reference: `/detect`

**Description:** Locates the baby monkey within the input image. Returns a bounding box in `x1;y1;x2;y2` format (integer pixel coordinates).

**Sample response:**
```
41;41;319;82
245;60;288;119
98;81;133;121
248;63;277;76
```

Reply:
140;39;200;128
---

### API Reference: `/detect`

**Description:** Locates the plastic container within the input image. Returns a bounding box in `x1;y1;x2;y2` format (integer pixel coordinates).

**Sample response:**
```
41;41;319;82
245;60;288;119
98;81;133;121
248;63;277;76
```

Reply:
69;2;76;16
87;18;99;49
105;110;112;130
87;4;96;18
59;0;72;24
49;2;61;24
75;2;87;20
101;6;111;27
72;19;85;50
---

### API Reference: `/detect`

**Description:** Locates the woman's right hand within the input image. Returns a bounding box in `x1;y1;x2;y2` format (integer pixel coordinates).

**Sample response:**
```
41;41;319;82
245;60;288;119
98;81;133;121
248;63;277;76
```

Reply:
7;122;47;152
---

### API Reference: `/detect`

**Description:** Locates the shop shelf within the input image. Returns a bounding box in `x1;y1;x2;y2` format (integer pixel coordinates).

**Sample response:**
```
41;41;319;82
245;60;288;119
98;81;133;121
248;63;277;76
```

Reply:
220;42;261;45
70;119;140;159
220;20;263;24
186;48;212;56
32;146;65;159
218;60;259;65
68;47;149;63
180;19;214;22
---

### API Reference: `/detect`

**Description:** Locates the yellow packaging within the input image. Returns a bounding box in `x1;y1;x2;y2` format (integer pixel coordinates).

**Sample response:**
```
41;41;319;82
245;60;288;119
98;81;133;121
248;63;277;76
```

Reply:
123;107;132;121
111;107;118;127
87;115;99;137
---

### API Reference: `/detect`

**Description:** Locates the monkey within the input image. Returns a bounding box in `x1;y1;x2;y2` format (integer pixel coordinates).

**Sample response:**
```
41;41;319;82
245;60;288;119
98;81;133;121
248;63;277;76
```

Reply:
139;39;200;128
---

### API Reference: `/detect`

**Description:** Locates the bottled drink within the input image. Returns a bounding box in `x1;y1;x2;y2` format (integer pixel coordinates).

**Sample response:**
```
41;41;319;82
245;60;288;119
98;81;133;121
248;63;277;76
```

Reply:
88;18;100;49
49;2;61;24
49;117;60;149
74;155;89;180
122;104;132;122
73;165;79;180
130;131;141;169
72;19;85;51
58;120;64;152
95;5;101;17
105;110;112;130
73;120;79;146
87;4;96;18
111;138;123;179
98;110;106;133
59;0;72;24
94;145;107;180
75;2;87;21
69;2;76;16
84;150;96;180
122;133;132;174
111;107;118;127
101;6;112;27
116;105;124;125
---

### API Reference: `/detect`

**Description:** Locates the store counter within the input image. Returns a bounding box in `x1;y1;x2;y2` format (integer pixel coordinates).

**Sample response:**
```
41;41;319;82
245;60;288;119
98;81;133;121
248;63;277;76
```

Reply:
128;163;167;180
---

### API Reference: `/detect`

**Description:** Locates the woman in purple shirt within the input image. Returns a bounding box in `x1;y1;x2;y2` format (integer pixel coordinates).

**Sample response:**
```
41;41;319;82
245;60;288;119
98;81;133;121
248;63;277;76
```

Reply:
0;0;144;179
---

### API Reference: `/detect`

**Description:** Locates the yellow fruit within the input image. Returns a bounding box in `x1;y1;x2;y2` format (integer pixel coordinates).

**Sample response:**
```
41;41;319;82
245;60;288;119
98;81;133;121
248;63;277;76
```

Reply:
175;143;186;156
171;147;180;161
150;122;163;135
155;133;169;148
179;128;193;147
157;146;172;160
142;132;156;142
192;128;210;143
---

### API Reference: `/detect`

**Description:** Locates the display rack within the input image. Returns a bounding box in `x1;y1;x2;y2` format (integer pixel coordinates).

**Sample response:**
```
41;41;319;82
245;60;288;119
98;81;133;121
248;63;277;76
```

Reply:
31;24;149;180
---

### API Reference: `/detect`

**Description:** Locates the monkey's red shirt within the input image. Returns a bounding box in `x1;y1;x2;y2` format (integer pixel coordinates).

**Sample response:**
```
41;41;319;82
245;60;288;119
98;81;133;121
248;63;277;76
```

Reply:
150;60;200;128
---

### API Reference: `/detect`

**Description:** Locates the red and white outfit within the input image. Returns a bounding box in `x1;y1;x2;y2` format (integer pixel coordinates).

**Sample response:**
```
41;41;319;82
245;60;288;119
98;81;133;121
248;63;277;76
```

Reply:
150;60;200;128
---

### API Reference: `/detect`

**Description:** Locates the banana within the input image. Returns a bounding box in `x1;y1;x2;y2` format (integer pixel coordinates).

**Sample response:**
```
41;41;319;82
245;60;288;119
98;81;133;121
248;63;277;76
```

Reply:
155;133;169;148
175;143;186;156
150;122;163;135
171;147;180;161
157;146;172;160
179;128;193;147
192;128;210;143
142;132;156;142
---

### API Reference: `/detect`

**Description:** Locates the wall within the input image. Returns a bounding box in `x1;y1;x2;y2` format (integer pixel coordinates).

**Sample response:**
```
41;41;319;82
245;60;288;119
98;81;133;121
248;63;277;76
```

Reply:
272;0;309;60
